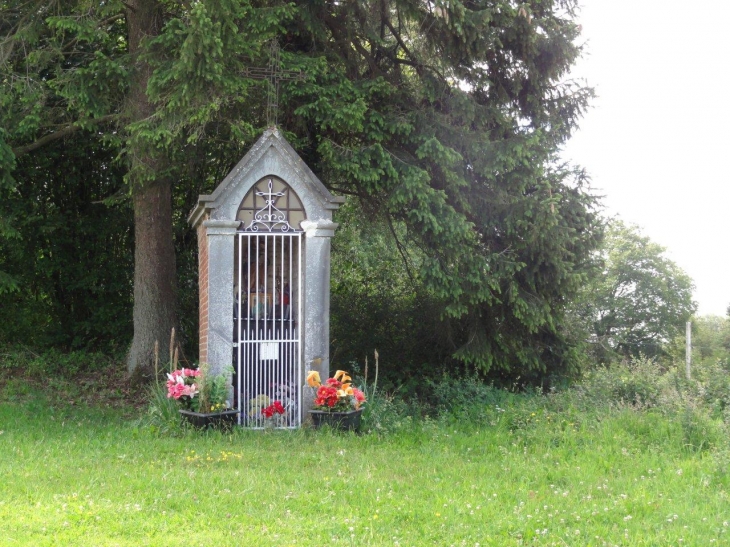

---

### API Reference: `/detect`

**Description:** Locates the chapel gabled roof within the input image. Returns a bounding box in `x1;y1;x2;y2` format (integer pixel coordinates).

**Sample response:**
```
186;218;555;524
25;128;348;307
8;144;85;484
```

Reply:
188;127;344;228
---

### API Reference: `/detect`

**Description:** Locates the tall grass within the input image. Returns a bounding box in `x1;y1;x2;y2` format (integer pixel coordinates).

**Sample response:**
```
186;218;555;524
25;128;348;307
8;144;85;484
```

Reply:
2;355;730;545
2;389;730;546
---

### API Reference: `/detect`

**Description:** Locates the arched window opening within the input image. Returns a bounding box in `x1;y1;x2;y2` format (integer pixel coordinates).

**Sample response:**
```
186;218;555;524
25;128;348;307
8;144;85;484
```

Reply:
237;177;306;232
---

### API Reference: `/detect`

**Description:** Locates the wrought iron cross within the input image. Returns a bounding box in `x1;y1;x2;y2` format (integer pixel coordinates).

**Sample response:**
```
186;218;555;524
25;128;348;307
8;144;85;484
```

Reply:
243;40;305;127
246;179;293;232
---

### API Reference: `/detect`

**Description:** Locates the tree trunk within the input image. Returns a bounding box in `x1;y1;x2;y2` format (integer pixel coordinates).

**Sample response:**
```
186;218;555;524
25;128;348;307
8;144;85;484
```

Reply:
127;179;178;373
125;0;178;373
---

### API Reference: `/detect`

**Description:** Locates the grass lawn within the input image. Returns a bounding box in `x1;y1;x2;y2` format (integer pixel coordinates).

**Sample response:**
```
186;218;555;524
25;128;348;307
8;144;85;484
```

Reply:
1;380;729;546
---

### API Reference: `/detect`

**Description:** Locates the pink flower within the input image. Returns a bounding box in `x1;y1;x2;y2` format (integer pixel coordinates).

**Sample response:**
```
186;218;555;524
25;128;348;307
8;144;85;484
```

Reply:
167;382;186;399
166;369;200;400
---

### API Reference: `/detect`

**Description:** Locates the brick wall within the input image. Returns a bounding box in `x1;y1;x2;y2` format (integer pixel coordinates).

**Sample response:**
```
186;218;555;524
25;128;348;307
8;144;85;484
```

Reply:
197;218;209;364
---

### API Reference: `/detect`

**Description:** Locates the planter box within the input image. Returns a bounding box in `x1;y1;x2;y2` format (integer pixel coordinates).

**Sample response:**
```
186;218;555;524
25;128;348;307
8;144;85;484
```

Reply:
179;409;239;429
309;409;363;431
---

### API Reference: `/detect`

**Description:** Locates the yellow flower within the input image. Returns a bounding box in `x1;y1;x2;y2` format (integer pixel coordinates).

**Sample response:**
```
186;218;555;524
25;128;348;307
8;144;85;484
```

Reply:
307;371;321;388
333;370;352;383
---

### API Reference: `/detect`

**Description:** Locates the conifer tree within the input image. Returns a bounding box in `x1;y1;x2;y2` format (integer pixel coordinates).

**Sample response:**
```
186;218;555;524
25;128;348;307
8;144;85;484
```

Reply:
1;0;601;377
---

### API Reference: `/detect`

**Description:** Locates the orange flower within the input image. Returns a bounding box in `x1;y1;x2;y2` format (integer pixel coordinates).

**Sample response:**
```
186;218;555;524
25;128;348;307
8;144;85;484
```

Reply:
306;370;321;388
333;370;352;383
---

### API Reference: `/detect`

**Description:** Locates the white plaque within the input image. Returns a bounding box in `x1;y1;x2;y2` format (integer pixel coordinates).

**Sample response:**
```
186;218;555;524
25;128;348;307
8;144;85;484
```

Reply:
260;342;279;361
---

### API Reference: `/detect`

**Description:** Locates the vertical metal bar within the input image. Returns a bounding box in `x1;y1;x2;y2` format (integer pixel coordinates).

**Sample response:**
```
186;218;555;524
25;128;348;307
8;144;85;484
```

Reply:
279;234;283;336
246;234;252;427
265;234;270;422
255;234;260;428
254;234;259;335
243;328;247;426
237;233;242;425
288;233;293;427
297;233;302;427
272;233;277;413
279;233;283;412
283;235;288;427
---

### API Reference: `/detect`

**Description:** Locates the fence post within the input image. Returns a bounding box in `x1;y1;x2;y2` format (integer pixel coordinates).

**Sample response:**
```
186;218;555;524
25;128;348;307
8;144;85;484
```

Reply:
685;321;692;380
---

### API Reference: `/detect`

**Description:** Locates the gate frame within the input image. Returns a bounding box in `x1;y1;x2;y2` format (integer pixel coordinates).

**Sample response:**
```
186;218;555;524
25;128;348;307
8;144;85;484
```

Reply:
236;231;303;428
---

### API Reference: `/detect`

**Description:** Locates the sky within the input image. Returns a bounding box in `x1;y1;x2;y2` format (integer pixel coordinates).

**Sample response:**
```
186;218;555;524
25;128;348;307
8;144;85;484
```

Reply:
561;0;730;316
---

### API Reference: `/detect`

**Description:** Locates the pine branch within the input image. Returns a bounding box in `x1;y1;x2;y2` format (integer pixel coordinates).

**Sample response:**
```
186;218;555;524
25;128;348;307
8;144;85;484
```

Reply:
11;114;118;157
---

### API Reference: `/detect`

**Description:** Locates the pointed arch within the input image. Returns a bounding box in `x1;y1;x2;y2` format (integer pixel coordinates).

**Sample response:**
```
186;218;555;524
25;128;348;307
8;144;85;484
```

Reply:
237;176;306;232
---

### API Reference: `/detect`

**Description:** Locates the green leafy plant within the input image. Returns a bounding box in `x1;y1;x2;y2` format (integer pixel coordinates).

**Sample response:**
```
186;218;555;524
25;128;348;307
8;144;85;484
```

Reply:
193;362;233;413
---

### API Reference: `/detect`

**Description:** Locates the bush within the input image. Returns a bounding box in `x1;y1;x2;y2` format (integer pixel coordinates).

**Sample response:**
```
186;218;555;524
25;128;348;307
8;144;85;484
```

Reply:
0;346;112;377
427;373;517;424
576;356;668;408
360;383;421;435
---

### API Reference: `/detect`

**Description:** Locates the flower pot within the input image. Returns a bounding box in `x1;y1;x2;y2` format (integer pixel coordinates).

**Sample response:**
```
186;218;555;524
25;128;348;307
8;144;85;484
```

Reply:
179;409;239;429
309;409;363;431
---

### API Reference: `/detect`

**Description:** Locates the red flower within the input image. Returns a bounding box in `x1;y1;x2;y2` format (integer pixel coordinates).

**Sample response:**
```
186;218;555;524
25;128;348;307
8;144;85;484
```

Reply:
262;400;286;418
315;386;340;408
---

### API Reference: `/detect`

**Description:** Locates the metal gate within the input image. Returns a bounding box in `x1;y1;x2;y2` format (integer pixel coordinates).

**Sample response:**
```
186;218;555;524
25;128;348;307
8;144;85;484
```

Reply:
235;231;302;428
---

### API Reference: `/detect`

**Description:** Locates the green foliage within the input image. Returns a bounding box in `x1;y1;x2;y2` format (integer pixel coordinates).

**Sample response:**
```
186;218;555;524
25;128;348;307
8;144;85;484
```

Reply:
5;390;730;545
193;363;233;413
144;382;186;435
577;356;668;408
427;373;514;423
0;136;133;351
359;384;420;435
331;202;453;387
571;220;696;362
0;346;111;377
2;0;601;381
687;315;730;366
574;356;730;453
5;357;730;547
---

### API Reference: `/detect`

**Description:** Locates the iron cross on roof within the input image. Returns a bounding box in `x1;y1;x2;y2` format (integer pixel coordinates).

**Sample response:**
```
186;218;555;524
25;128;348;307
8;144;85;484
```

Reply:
243;40;305;128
